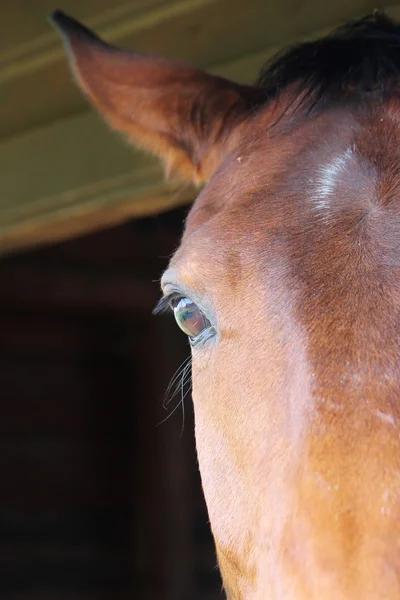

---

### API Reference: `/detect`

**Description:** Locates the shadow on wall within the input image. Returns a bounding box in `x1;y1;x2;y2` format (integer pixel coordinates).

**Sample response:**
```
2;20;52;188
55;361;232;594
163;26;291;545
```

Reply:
0;206;222;600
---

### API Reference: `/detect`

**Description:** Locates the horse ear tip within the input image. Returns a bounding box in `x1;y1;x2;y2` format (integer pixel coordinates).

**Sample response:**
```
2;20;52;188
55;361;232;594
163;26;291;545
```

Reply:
49;9;75;31
48;9;98;44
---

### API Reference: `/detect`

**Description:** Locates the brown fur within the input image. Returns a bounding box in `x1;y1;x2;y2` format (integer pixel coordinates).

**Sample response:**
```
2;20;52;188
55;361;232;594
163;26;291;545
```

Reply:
52;11;400;599
50;11;264;184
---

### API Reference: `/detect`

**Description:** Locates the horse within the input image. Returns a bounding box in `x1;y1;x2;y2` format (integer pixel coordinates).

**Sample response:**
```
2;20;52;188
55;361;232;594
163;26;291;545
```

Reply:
51;10;400;599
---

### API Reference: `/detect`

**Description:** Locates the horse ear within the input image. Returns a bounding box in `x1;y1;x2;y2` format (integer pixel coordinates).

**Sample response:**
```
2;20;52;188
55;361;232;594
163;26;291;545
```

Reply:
50;10;264;184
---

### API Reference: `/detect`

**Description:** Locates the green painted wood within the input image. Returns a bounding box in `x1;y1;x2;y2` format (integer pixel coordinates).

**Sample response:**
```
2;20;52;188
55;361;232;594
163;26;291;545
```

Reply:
2;0;400;253
0;111;194;253
3;0;398;138
0;0;220;139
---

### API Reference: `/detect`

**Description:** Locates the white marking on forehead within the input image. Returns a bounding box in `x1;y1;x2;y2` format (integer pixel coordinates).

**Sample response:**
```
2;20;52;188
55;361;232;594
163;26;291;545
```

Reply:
375;409;396;427
314;147;353;209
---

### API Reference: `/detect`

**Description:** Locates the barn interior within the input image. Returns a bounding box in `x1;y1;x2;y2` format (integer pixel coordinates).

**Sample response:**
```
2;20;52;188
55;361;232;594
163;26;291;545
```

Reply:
0;205;223;599
2;1;399;598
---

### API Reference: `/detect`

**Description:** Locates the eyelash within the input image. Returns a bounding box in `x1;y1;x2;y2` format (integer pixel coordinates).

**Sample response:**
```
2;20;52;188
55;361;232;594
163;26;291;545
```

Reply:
153;292;181;316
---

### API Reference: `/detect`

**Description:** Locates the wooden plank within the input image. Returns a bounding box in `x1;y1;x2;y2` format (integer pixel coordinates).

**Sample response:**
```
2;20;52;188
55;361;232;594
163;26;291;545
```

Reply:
2;0;398;253
0;552;132;596
0;357;138;435
0;315;127;357
0;543;131;574
0;264;158;312
0;439;137;509
11;214;181;271
4;595;132;600
0;0;219;137
3;0;398;138
0;109;196;254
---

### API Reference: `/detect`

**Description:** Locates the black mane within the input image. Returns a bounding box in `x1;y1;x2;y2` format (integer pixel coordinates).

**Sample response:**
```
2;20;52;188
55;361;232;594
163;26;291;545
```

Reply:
257;12;400;115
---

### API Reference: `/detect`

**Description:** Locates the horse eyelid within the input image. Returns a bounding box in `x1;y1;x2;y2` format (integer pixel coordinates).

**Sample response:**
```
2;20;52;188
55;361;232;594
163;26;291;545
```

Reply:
190;326;217;347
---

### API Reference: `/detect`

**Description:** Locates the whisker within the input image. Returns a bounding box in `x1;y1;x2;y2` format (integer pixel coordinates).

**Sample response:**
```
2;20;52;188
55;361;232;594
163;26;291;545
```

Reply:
166;360;191;406
156;394;186;427
179;362;194;436
157;353;192;430
164;355;191;396
157;355;192;428
180;382;192;437
163;355;191;409
180;364;186;437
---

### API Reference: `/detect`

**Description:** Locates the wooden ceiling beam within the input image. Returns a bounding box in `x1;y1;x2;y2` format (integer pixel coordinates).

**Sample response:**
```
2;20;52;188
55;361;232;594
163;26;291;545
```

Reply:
2;0;399;254
0;264;158;313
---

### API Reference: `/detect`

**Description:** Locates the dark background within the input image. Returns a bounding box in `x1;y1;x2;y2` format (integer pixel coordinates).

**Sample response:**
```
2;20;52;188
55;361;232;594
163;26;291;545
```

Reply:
0;205;222;600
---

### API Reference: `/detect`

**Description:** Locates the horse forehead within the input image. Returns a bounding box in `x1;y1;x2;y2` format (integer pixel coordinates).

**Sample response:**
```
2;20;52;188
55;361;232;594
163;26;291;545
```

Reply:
186;109;358;223
176;150;353;291
178;106;400;291
182;125;353;251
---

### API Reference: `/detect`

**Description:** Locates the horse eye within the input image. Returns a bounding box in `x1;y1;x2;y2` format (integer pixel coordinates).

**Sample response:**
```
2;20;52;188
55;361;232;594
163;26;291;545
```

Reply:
171;296;211;340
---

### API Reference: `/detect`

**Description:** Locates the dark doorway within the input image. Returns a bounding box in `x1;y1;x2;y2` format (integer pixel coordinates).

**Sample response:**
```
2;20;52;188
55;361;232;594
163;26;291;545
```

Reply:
0;206;222;600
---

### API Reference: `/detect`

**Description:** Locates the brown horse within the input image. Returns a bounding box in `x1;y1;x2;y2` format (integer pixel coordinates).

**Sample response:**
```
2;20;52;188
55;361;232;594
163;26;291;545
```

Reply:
51;10;400;599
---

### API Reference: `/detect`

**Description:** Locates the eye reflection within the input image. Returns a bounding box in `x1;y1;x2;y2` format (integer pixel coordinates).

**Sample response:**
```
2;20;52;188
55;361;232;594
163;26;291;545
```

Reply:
172;296;211;340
